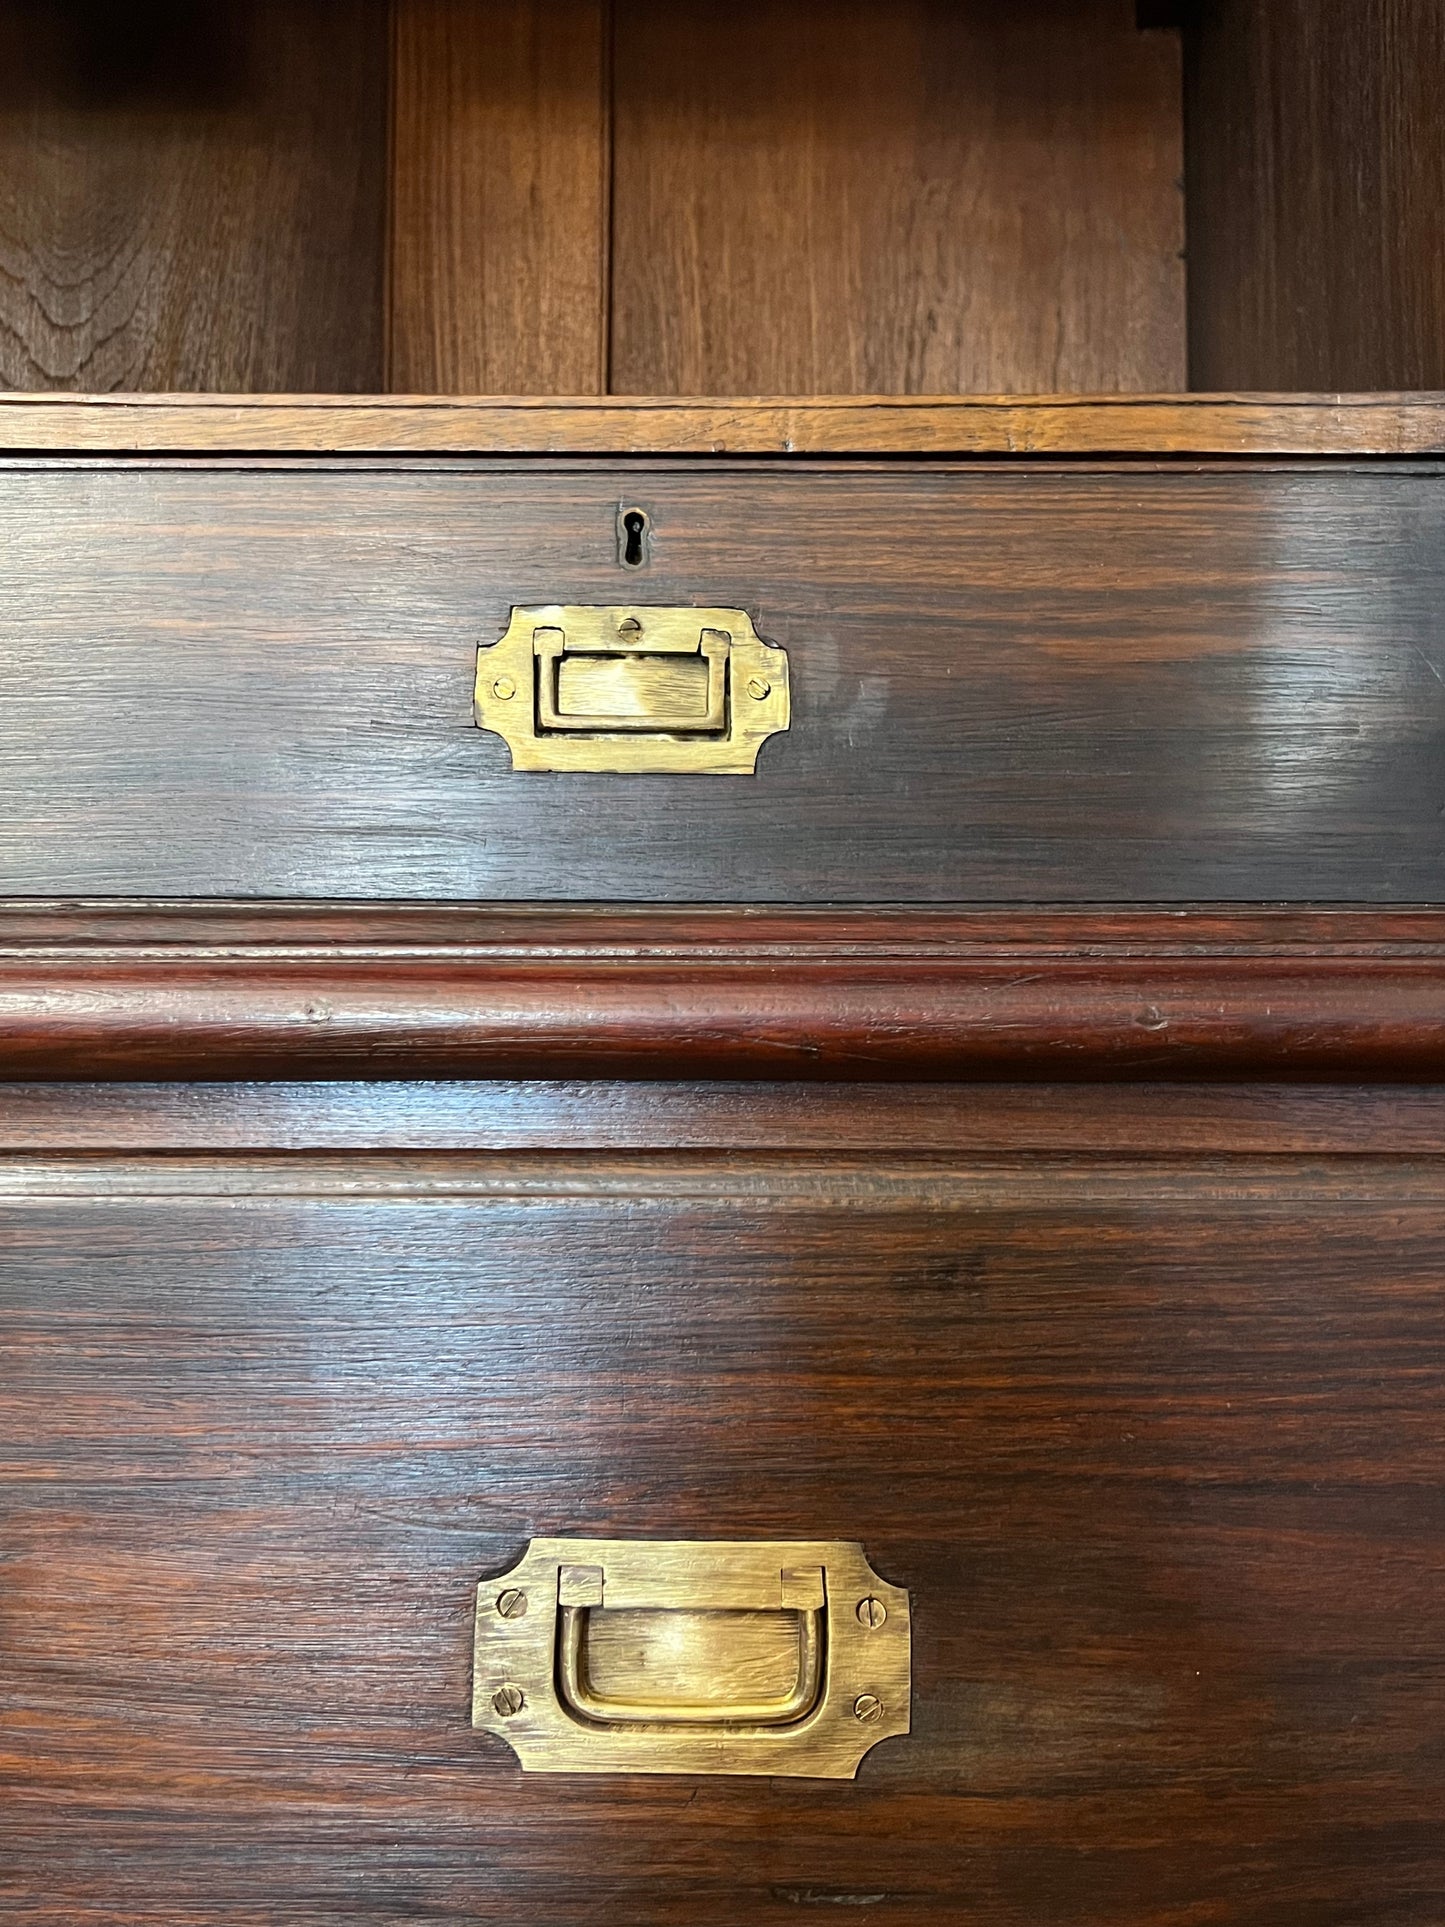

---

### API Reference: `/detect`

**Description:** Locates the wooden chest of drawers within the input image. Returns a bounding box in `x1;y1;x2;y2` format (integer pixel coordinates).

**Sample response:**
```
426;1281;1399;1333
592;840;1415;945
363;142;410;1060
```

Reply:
3;397;1445;1926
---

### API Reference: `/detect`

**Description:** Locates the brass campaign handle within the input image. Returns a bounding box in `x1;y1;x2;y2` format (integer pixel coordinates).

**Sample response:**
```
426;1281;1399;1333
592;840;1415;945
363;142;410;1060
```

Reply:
473;1537;910;1779
474;604;790;774
555;1568;826;1729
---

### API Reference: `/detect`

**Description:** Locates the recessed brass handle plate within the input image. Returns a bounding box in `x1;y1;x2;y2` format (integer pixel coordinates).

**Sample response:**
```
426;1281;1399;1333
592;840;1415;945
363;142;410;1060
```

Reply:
474;605;790;774
473;1537;909;1778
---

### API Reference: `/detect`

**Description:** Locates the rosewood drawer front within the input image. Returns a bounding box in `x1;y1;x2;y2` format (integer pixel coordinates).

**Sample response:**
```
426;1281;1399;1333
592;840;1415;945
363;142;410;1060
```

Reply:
3;1145;1443;1925
2;457;1444;899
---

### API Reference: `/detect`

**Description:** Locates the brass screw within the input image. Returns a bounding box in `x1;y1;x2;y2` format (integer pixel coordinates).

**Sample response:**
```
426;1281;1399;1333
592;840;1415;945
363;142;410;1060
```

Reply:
496;1589;528;1619
746;675;771;700
853;1694;884;1723
492;1684;526;1718
492;675;517;700
856;1596;887;1629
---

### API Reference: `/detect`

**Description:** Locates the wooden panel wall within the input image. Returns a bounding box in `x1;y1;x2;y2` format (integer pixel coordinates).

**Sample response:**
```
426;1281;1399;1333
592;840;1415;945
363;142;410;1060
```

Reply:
388;0;610;394
608;0;1185;395
0;0;1185;395
9;0;1445;398
0;2;389;393
1185;0;1445;391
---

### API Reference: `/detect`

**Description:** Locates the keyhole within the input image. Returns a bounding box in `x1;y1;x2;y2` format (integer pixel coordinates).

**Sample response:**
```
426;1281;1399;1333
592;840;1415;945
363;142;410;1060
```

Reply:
619;507;650;569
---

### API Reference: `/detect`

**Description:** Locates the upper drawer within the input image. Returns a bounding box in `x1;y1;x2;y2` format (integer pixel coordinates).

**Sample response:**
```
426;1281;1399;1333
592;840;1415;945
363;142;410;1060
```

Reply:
2;456;1444;901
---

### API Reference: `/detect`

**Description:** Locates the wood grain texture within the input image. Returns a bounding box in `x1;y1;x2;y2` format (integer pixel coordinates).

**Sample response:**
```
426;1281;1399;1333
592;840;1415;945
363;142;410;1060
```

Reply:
4;1078;1445;1153
0;2;388;393
388;0;609;394
3;1152;1443;1923
1185;0;1445;390
2;906;1445;1082
3;459;1445;900
610;0;1184;394
2;393;1444;454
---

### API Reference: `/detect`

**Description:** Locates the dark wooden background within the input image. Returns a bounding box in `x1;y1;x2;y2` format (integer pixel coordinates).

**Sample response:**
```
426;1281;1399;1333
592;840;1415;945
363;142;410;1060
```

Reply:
0;0;1441;395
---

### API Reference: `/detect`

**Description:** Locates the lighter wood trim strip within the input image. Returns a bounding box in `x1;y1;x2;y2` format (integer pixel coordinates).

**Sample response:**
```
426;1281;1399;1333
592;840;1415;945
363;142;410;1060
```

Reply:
0;393;1443;455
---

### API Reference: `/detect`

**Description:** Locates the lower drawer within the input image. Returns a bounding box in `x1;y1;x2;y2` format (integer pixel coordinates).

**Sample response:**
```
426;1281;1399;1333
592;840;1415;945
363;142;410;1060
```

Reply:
3;1134;1443;1925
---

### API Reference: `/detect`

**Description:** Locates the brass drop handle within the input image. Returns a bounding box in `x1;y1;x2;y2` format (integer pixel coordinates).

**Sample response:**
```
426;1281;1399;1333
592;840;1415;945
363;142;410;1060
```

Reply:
473;1537;910;1779
474;604;790;774
554;1560;826;1729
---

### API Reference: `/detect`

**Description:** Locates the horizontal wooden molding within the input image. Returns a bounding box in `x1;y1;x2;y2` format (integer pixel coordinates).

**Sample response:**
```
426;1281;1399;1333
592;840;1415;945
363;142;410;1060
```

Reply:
1;906;1443;1083
0;394;1443;457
